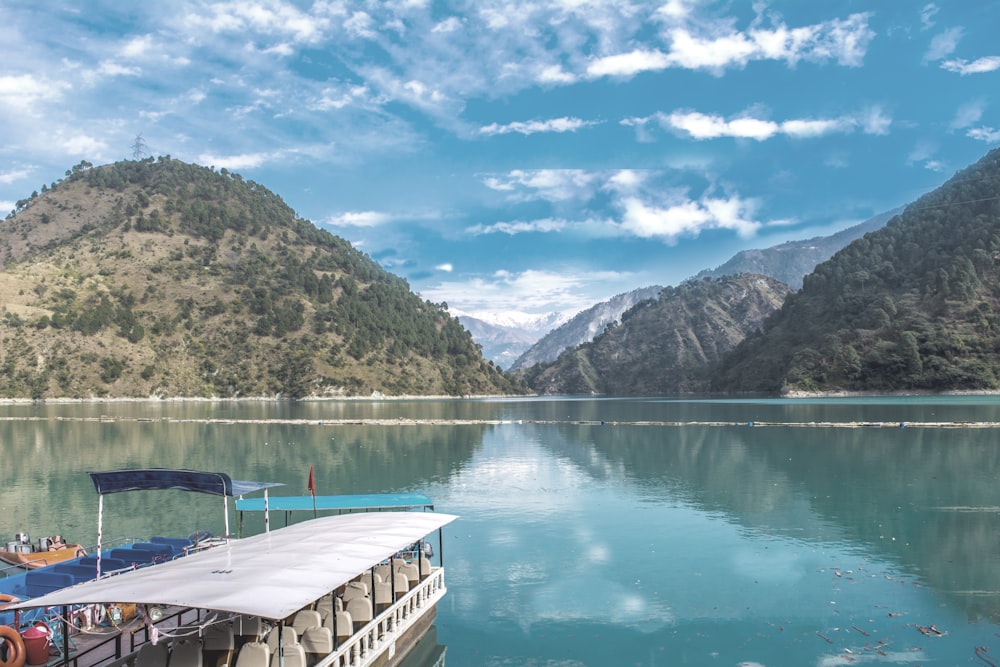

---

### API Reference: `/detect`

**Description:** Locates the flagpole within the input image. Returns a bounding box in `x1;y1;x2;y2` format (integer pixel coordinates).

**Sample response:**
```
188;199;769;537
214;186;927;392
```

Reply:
308;464;317;518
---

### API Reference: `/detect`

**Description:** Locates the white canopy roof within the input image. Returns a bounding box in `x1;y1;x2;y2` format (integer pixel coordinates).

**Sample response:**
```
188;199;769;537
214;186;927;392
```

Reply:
8;511;456;620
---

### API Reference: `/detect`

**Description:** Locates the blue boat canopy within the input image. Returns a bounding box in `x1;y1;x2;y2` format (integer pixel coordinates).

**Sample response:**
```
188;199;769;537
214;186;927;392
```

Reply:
89;469;283;497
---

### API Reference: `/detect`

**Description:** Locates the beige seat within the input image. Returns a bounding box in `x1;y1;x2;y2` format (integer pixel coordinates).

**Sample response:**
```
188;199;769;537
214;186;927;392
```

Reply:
135;642;169;667
342;584;367;603
203;624;235;667
290;610;322;635
233;643;269;667
345;597;372;631
170;639;203;667
418;556;432;579
234;616;265;643
300;626;333;655
374;563;391;582
374;581;392;606
393;575;409;597
268;643;305;667
396;562;419;587
264;627;298;655
324;610;353;643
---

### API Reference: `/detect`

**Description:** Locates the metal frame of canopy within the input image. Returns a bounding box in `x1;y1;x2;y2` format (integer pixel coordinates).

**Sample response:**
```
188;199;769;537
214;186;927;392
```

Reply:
88;469;283;577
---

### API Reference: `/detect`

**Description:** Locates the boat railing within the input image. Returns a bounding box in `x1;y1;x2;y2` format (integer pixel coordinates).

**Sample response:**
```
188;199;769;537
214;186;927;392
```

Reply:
316;566;447;667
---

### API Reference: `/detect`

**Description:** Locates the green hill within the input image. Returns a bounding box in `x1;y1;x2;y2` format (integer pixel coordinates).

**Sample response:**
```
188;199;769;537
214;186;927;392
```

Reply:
714;148;1000;394
519;274;790;395
0;158;520;399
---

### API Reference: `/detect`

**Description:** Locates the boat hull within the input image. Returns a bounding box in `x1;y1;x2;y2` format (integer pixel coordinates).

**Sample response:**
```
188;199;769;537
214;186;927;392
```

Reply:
0;545;85;569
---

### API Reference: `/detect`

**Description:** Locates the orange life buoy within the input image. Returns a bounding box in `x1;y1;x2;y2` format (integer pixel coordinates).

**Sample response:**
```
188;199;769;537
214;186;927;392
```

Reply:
0;624;26;667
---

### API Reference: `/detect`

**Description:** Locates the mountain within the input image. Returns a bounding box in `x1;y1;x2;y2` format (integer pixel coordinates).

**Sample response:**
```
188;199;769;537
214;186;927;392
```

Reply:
0;158;521;399
695;209;899;289
714;147;1000;394
452;309;569;369
508;286;663;371
518;274;790;395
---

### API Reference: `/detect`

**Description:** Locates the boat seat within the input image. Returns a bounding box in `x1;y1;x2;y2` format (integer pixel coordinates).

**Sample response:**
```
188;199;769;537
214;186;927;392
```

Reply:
150;536;193;557
374;582;392;607
234;615;265;643
315;597;342;619
25;571;76;597
79;556;130;573
202;623;235;667
130;542;174;562
345;598;372;630
233;642;269;667
109;548;158;566
341;585;367;603
290;610;321;635
418;556;432;579
268;643;305;667
392;575;409;596
264;627;297;655
135;641;169;667
374;563;391;582
53;563;98;583
331;611;353;641
299;627;332;655
170;639;203;667
396;562;419;586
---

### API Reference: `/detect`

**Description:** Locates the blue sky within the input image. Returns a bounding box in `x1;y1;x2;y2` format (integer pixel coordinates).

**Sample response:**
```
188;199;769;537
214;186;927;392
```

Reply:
1;2;998;320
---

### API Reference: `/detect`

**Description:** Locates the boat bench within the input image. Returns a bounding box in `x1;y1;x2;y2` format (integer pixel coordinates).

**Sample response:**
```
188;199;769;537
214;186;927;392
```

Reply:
109;548;160;566
25;571;76;597
130;542;175;561
151;536;194;557
53;563;100;584
78;556;130;573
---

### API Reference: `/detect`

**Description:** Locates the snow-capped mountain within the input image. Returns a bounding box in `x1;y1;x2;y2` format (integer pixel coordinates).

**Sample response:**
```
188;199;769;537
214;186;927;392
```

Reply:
451;309;571;369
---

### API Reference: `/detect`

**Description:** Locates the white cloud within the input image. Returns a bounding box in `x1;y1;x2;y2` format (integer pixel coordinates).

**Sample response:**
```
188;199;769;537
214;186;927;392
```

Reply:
479;117;598;136
920;4;939;30
588;11;875;78
0;200;14;215
0;74;66;113
0;168;31;185
431;17;462;33
435;263;453;272
196;151;277;170
61;133;107;156
325;211;394;228
183;2;328;44
618;195;762;241
950;100;985;130
941;56;1000;75
466;218;570;236
421;268;630;314
967;126;1000;143
924;27;962;62
483;169;604;202
658;108;886;141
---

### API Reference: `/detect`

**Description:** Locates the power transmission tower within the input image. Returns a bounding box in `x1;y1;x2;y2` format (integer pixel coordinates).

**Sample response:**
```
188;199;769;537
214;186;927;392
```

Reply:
131;134;149;160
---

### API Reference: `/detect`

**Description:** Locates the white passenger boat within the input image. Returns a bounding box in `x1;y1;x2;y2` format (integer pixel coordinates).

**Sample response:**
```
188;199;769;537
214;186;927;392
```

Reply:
0;469;455;667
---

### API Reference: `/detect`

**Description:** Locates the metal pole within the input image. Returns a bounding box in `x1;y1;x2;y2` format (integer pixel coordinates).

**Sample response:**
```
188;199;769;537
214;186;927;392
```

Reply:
96;494;104;577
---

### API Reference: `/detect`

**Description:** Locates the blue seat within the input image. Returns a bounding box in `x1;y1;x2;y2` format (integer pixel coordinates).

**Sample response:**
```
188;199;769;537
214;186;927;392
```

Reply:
151;536;193;556
25;571;75;597
78;556;129;572
109;548;158;565
53;563;99;583
130;542;174;561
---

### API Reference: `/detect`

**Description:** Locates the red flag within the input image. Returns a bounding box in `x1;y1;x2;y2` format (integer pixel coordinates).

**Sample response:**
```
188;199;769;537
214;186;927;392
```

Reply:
307;465;315;496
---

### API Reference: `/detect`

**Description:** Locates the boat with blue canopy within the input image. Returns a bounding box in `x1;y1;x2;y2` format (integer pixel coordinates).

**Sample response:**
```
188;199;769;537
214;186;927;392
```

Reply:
0;468;455;667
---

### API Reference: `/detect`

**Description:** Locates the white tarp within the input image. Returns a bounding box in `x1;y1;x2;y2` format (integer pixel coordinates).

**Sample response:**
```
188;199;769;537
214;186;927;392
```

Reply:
8;511;456;620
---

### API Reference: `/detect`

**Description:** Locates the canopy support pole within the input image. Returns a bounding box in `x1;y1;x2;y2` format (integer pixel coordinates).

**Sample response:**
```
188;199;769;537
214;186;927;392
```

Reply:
223;496;230;542
97;494;104;578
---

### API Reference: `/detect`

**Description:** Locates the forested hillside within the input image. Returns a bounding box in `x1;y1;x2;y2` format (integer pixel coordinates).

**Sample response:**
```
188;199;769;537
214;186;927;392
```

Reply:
519;274;790;395
0;158;520;399
715;148;1000;394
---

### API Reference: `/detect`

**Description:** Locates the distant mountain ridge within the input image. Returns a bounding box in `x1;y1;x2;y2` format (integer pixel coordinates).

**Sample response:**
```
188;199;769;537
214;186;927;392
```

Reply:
453;309;569;369
518;274;790;395
508;286;663;371
0;158;520;399
695;209;900;289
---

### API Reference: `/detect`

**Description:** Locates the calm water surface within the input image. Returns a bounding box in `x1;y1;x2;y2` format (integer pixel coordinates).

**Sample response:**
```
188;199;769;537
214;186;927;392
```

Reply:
1;396;999;666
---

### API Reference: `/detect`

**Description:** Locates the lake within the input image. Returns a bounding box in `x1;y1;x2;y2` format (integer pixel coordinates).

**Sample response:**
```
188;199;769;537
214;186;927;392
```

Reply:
1;396;999;666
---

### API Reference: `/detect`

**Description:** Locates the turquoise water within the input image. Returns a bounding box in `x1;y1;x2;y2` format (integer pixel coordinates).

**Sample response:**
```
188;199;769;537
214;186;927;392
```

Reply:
1;397;999;665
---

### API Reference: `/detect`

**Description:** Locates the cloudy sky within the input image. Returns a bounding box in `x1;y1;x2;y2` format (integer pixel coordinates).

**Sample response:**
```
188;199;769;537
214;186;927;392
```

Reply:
2;2;998;319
